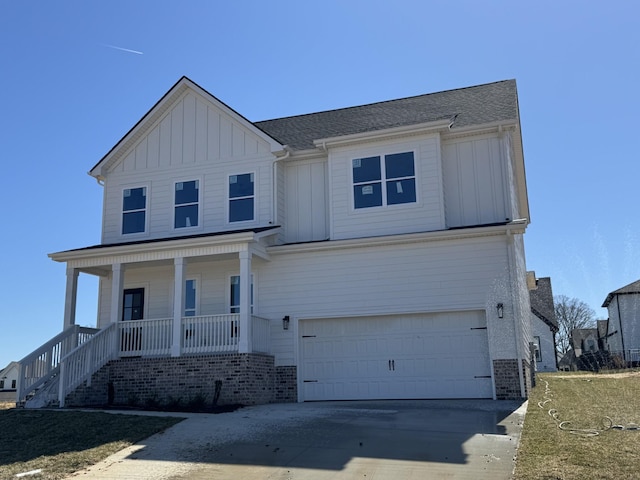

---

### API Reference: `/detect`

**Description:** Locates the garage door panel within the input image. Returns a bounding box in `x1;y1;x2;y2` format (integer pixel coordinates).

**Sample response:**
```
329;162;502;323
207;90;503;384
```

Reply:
301;311;492;401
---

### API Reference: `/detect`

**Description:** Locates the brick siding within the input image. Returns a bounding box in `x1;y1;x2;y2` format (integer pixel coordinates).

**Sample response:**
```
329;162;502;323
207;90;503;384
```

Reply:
64;353;298;408
493;358;531;400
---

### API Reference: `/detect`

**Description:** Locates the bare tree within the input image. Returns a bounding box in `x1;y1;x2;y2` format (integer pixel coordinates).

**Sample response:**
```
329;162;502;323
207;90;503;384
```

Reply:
554;295;596;355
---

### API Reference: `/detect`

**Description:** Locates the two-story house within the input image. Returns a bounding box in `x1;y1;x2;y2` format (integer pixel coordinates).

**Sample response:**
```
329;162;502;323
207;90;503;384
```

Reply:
18;77;532;408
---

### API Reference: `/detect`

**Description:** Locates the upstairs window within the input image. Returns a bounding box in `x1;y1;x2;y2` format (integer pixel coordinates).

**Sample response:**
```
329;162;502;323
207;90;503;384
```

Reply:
122;187;147;234
229;173;255;222
174;180;199;228
352;152;416;209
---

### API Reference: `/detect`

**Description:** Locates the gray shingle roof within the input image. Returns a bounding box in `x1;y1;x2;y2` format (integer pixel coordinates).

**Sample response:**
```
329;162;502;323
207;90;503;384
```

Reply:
530;277;558;330
255;80;519;150
602;279;640;307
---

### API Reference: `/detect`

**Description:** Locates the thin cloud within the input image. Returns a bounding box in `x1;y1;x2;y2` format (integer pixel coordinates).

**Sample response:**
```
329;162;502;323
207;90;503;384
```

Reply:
102;44;144;55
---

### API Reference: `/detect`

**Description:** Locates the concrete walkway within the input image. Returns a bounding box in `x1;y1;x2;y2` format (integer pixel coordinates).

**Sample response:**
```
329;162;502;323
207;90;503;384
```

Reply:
66;399;527;480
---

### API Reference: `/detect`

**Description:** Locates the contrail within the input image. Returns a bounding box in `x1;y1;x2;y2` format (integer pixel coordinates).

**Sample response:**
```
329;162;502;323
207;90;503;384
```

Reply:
102;44;144;55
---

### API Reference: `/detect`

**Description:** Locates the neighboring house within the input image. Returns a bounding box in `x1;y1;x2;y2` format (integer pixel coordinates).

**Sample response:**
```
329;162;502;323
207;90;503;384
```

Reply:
602;280;640;364
0;362;19;391
18;77;532;408
527;273;558;372
562;322;611;371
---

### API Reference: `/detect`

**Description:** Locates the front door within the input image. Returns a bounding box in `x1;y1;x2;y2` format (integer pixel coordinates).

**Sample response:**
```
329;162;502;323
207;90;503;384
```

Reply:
121;288;144;354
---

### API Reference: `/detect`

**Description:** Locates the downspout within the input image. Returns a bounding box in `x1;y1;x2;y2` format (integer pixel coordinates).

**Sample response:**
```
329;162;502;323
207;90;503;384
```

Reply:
616;297;627;361
506;228;527;398
271;147;291;227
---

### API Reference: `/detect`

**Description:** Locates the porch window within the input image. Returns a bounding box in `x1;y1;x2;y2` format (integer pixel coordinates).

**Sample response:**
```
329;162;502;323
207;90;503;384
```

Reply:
174;180;199;228
185;279;197;317
230;275;254;313
229;173;254;222
352;152;416;209
122;187;147;234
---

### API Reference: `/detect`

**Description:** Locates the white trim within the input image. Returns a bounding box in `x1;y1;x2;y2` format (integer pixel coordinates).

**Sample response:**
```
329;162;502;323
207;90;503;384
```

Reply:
270;221;527;255
313;119;451;149
172;177;203;232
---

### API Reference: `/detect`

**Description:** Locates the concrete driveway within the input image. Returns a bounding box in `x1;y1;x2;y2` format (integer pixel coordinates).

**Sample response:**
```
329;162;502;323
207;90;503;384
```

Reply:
67;399;527;480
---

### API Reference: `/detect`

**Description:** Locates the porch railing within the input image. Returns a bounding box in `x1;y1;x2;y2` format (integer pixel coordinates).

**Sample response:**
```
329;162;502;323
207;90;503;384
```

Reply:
58;323;119;407
17;325;99;404
34;315;272;407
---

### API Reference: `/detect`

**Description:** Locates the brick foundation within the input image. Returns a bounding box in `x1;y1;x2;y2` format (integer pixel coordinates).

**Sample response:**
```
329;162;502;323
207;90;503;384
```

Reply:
493;359;530;400
64;354;298;408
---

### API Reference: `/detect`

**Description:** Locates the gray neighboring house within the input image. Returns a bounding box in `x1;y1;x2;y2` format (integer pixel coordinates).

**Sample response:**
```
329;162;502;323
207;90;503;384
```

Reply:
0;362;19;391
602;280;640;364
527;273;558;372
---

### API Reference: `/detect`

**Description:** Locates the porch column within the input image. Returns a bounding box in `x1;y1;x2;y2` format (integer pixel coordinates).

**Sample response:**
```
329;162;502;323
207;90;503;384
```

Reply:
238;249;252;353
62;267;79;329
109;263;124;324
172;257;186;357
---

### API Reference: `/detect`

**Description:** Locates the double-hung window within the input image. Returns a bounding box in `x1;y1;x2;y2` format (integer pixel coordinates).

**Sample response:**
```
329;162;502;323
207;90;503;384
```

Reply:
352;152;416;209
174;180;199;228
122;187;147;234
229;173;254;222
230;275;254;313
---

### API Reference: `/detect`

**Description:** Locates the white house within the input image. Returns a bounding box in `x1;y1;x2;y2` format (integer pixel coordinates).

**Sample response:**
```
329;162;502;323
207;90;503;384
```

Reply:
527;273;558;372
0;362;19;391
602;279;640;364
18;77;532;408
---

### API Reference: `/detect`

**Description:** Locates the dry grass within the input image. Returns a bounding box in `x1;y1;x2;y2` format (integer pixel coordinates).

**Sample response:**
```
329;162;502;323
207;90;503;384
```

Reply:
0;401;15;410
0;409;183;479
514;371;640;480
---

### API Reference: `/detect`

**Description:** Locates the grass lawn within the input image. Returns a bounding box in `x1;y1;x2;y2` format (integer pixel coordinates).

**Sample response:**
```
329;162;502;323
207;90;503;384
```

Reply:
0;408;183;479
514;371;640;480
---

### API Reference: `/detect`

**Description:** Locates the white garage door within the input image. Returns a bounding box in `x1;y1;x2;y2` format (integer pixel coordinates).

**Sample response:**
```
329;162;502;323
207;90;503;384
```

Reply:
300;311;492;401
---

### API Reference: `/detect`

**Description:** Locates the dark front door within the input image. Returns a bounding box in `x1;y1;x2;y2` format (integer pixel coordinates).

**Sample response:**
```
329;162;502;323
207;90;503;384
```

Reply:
121;288;144;354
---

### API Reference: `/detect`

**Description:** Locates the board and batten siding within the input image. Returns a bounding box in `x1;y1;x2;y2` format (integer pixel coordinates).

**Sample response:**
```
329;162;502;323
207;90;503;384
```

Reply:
284;158;329;243
328;135;445;241
441;134;510;228
100;91;277;244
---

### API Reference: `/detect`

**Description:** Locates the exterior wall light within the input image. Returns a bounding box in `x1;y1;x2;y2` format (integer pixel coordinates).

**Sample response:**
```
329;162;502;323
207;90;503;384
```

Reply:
497;303;504;319
282;315;290;330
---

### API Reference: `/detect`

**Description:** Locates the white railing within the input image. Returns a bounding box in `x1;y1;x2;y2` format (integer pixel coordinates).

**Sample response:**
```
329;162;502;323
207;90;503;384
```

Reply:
118;318;173;357
182;314;239;354
17;325;99;404
627;349;640;362
58;323;119;407
251;315;271;354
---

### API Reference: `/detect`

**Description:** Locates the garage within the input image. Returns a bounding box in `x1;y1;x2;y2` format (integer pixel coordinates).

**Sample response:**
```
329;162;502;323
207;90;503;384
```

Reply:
300;311;493;401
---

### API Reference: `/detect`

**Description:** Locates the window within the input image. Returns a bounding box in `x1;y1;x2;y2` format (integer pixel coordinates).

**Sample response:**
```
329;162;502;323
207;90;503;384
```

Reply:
352;152;416;209
122;288;144;321
229;173;254;222
534;336;541;362
11;380;16;389
174;180;199;228
230;275;254;313
185;279;197;317
0;380;4;389
122;187;146;234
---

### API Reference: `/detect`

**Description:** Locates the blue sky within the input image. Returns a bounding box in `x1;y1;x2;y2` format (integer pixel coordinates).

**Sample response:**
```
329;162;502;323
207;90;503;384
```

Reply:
1;1;638;368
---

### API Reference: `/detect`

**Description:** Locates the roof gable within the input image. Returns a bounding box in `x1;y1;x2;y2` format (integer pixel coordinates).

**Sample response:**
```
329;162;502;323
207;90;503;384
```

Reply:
602;279;640;307
90;77;285;179
529;276;558;331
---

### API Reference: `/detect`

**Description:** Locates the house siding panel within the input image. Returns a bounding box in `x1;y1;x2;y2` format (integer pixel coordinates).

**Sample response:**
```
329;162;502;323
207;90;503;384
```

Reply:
442;134;508;228
284;158;329;243
617;295;640;353
100;92;276;244
329;135;444;240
